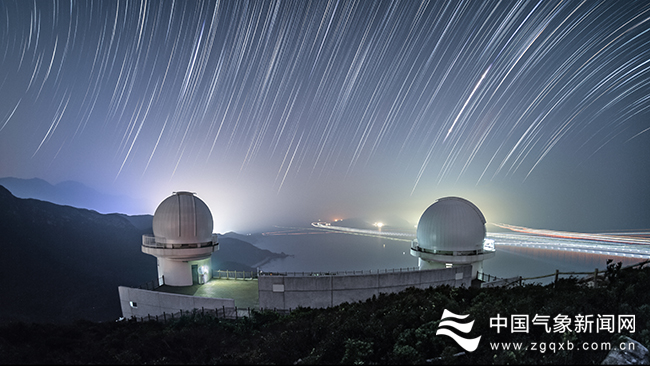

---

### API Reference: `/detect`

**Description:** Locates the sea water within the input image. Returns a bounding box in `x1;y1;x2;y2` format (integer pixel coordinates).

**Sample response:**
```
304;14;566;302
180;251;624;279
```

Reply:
250;227;647;283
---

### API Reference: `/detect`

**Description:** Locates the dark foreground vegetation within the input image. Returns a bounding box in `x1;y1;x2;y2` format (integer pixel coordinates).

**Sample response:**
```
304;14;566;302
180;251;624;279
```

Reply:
1;261;648;364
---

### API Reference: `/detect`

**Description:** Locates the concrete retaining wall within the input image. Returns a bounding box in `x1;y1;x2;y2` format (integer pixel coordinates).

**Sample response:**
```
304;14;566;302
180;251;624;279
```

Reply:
118;286;235;319
259;266;470;310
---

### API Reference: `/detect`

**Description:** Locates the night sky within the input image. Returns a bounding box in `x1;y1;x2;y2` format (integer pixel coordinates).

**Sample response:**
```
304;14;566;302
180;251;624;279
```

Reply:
1;0;649;233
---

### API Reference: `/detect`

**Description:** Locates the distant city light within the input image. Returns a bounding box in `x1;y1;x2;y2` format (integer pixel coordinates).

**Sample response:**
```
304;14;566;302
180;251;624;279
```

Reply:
374;222;384;229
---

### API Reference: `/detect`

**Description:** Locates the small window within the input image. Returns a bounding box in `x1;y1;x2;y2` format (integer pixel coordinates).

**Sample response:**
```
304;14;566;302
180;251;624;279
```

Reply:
129;301;138;308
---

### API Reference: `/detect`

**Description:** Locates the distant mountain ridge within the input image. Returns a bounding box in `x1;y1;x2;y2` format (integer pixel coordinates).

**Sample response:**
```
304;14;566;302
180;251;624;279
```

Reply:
0;185;287;324
0;177;149;215
215;234;289;271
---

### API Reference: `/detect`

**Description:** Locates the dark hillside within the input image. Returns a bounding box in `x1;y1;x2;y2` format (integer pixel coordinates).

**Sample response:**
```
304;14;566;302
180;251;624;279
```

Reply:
0;185;157;324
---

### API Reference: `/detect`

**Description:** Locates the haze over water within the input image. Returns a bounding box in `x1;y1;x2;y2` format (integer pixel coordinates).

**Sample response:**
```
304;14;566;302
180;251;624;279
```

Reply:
247;227;647;284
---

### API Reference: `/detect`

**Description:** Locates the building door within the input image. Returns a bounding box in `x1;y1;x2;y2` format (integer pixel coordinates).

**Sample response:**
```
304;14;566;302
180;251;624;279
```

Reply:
191;264;199;284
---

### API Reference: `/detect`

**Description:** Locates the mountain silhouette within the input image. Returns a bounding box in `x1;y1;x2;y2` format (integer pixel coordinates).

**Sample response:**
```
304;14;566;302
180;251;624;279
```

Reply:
0;177;149;214
214;234;289;271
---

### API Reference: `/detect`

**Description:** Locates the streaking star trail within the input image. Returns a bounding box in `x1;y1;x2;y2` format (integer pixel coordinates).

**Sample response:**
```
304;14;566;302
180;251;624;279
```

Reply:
0;0;649;232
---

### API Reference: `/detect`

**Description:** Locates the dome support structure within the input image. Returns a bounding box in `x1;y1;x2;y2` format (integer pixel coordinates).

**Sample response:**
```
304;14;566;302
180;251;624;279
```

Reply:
142;192;218;286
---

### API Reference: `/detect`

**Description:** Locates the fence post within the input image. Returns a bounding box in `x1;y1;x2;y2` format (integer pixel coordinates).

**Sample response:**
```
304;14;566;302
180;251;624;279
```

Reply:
554;269;559;286
202;307;205;315
223;305;226;318
180;309;183;317
163;312;166;323
235;307;238;320
593;268;599;287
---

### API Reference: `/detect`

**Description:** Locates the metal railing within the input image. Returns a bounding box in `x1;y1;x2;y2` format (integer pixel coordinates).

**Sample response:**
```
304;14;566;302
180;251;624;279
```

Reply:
258;267;420;277
477;271;500;282
410;239;496;256
125;306;300;323
478;259;650;288
213;270;258;279
142;233;218;249
137;276;164;290
128;306;251;323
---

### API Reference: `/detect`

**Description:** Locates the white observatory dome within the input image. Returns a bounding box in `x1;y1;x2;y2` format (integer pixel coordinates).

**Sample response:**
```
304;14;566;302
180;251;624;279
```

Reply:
152;191;214;245
416;197;486;252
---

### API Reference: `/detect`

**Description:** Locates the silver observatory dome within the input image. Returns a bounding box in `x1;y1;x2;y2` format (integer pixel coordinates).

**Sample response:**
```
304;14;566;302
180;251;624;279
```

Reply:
416;197;486;252
152;191;214;245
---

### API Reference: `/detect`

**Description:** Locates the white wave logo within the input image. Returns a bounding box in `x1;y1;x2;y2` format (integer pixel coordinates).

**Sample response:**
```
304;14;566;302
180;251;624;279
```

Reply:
436;309;481;352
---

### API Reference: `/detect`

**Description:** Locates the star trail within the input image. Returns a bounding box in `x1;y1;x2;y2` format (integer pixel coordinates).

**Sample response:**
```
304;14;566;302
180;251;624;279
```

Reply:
1;0;649;232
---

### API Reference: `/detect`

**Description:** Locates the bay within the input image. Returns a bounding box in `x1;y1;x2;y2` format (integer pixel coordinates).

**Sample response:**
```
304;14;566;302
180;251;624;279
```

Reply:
247;226;647;284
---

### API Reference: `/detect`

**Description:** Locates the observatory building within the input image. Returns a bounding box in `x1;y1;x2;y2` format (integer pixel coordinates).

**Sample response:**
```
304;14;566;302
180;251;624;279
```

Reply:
142;191;218;286
410;196;495;278
120;194;498;320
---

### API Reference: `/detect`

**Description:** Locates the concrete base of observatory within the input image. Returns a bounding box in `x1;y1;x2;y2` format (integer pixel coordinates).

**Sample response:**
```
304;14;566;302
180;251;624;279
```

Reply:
118;266;475;319
156;257;213;287
414;252;495;279
118;286;235;319
258;266;470;310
